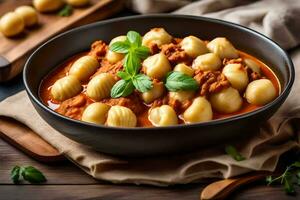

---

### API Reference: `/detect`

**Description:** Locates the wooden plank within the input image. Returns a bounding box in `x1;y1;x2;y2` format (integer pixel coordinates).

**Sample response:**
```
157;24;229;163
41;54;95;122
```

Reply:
1;137;299;199
0;0;125;81
0;138;99;184
0;184;298;200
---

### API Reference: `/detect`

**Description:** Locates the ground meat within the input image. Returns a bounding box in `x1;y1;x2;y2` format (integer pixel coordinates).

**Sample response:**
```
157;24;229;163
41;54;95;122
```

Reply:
168;98;192;114
194;70;230;96
151;96;169;108
151;95;191;114
223;58;243;65
88;40;108;61
149;43;160;55
101;93;145;115
94;60;123;77
245;66;262;81
161;43;190;65
56;94;91;120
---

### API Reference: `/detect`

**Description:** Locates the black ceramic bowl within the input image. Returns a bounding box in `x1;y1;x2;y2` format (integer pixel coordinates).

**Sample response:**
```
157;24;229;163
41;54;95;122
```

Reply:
24;15;294;156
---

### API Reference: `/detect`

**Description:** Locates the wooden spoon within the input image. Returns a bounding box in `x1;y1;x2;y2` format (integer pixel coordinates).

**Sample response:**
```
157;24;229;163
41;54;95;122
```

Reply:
0;117;65;162
200;172;271;200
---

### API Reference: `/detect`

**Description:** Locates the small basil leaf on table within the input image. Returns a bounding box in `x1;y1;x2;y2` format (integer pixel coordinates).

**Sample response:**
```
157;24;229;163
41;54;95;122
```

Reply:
127;31;142;46
21;166;47;184
132;74;153;93
165;71;199;92
11;166;21;184
109;41;130;54
225;145;245;161
111;79;134;98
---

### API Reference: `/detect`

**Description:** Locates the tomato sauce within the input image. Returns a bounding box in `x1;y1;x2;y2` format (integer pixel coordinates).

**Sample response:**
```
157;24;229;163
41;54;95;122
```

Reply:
40;50;280;127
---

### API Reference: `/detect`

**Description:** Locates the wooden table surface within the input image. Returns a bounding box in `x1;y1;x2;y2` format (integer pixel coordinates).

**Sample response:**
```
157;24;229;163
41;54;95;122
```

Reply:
1;138;299;200
0;5;299;200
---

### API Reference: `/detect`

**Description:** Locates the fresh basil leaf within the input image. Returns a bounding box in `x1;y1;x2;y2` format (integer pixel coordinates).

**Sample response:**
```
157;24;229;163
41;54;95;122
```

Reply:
135;46;150;59
111;79;134;98
165;71;198;92
225;145;245;161
58;5;73;17
132;74;153;93
283;173;295;195
109;41;130;53
117;71;131;81
11;166;20;184
291;161;300;168
21;166;46;184
124;52;141;76
127;31;142;46
266;176;273;185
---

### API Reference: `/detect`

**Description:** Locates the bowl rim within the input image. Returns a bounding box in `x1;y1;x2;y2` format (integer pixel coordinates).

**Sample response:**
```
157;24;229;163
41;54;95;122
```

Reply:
23;14;295;131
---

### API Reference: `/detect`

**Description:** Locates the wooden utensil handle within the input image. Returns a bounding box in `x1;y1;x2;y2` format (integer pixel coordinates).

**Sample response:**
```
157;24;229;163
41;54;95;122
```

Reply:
200;172;270;200
0;117;65;162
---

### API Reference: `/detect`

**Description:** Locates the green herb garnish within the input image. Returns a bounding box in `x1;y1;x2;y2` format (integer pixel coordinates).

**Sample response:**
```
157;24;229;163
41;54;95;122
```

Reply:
11;166;47;184
165;71;199;92
110;31;152;98
225;145;245;161
266;161;300;195
58;5;73;17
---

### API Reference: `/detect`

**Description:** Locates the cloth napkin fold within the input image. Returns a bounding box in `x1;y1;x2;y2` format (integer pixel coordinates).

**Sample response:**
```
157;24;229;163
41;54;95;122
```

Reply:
0;0;300;186
129;0;300;49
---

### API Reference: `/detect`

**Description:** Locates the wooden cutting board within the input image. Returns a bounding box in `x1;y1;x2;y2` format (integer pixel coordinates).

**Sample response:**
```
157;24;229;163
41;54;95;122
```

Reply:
0;0;125;82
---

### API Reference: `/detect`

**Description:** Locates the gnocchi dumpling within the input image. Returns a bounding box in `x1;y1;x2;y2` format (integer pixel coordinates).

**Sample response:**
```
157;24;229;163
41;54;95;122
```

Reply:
169;91;194;103
33;0;64;12
106;106;137;127
180;36;209;58
141;81;165;104
142;28;172;48
245;79;276;105
0;12;24;37
207;37;239;59
69;55;99;81
142;53;171;79
86;73;116;101
106;35;127;64
174;63;194;77
66;0;89;7
244;58;261;74
149;105;178;126
210;87;242;113
51;75;82;101
183;97;213;123
192;53;221;71
222;63;249;91
15;6;38;27
82;103;110;125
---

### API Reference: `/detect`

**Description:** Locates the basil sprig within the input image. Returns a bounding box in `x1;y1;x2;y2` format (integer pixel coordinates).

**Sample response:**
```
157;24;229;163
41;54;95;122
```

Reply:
110;31;152;98
165;71;199;92
11;166;47;184
266;161;300;195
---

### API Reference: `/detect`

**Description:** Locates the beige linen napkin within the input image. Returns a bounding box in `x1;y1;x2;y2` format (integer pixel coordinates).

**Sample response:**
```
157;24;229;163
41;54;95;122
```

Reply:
0;0;300;186
129;0;300;49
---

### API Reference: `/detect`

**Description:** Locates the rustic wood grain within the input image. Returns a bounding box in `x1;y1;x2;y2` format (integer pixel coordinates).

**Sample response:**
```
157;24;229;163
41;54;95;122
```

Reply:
1;137;299;199
0;0;125;82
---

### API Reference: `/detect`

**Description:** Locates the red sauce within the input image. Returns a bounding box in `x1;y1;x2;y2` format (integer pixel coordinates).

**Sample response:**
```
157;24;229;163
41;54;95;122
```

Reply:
40;50;280;127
